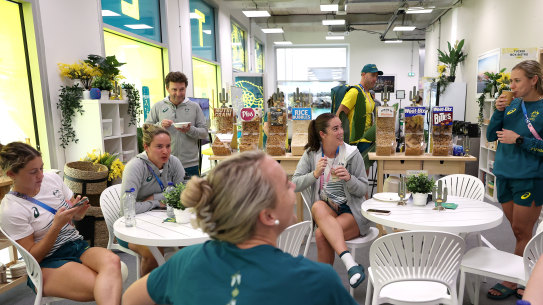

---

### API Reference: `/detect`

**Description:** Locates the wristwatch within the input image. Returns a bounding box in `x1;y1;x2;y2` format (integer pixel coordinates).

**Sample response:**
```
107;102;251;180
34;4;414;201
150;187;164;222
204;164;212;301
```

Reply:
516;135;524;146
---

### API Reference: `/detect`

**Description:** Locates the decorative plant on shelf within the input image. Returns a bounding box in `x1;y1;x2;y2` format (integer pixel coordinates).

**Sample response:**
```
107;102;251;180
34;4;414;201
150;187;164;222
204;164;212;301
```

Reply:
81;149;124;181
437;39;467;81
435;64;451;95
406;173;434;194
57;84;84;148
477;68;510;126
163;182;186;210
122;83;142;126
58;61;101;90
84;54;125;81
92;75;114;91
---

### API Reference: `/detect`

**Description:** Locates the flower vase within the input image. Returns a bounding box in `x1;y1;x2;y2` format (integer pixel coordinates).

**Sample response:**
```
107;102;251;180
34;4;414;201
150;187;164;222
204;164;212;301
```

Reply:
82;90;91;100
100;90;110;102
412;193;428;206
122;89;128;102
174;208;191;224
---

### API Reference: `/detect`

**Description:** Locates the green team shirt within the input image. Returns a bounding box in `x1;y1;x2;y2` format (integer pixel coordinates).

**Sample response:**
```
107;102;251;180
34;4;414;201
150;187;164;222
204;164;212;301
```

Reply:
147;240;357;305
341;85;375;144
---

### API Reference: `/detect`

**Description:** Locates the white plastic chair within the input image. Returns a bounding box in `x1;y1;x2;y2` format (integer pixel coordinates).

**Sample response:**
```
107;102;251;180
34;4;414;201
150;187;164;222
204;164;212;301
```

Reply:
100;184;141;279
458;230;543;305
436;174;494;248
365;230;466;305
277;220;312;256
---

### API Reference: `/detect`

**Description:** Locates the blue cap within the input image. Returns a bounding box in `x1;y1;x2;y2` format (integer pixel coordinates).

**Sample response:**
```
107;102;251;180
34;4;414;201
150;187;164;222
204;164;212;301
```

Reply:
361;64;383;75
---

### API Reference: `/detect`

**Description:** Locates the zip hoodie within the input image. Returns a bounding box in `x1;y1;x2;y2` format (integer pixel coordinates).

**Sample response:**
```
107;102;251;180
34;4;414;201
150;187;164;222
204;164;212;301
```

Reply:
121;152;185;214
145;97;208;168
292;143;370;235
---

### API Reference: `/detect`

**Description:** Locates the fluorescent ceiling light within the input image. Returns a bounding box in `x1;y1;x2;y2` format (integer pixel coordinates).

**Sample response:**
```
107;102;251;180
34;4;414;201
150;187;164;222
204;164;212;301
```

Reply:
320;4;338;12
102;10;120;17
406;8;433;14
393;26;416;31
274;41;292;45
385;40;403;43
322;19;345;25
242;10;270;17
125;24;153;30
326;36;345;40
262;28;284;33
203;30;211;35
189;13;200;19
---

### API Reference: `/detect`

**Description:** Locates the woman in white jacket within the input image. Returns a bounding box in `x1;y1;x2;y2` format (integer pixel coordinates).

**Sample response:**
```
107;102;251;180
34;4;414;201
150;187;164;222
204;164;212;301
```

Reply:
293;113;370;289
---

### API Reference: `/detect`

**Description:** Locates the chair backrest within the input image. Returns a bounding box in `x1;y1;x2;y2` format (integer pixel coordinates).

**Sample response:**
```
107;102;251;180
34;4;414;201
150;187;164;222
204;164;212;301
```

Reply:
277;221;312;256
436;174;484;201
523;230;543;280
99;184;123;250
369;231;465;290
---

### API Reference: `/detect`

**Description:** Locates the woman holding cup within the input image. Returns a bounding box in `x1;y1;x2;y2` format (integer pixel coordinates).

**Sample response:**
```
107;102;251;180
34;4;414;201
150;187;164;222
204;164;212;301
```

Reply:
293;113;369;289
487;60;543;300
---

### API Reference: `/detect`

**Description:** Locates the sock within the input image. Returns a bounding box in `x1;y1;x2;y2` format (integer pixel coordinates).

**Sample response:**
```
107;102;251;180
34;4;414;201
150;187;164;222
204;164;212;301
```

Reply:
340;251;360;285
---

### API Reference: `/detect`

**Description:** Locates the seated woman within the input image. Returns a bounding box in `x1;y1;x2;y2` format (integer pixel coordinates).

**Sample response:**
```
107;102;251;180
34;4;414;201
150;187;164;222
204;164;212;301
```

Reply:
122;151;357;305
120;124;185;275
292;113;370;288
0;142;122;304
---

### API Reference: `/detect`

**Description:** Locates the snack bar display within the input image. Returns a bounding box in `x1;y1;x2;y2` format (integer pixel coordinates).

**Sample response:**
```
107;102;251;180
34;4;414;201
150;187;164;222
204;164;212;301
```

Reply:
266;107;287;156
432;106;453;156
404;107;426;156
290;107;312;156
375;106;396;156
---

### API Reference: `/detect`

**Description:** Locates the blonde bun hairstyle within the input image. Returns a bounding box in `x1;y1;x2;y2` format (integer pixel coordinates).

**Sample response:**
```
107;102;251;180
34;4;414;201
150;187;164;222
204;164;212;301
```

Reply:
181;151;277;244
142;123;170;147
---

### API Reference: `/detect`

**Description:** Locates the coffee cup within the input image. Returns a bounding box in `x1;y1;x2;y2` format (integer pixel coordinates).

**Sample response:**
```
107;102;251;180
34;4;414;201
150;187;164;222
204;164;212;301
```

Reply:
502;90;515;106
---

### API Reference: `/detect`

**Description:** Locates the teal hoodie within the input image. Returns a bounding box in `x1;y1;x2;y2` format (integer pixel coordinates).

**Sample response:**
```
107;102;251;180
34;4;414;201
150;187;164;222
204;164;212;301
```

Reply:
487;98;543;179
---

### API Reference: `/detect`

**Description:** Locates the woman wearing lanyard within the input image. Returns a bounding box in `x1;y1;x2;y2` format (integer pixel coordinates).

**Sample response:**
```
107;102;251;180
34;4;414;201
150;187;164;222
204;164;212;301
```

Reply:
0;142;122;304
293;113;370;289
121;124;185;275
487;60;543;300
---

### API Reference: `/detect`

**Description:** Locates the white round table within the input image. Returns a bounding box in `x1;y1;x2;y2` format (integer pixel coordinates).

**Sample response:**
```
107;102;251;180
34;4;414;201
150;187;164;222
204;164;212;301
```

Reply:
361;195;503;233
114;210;209;265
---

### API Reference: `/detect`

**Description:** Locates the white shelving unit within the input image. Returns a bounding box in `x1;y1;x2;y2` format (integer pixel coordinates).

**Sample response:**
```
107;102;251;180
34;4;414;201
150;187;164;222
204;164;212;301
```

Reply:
64;100;138;163
478;97;498;202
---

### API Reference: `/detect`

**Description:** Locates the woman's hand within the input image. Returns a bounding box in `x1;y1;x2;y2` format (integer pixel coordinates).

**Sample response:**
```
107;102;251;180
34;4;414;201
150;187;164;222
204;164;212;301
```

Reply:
333;165;351;181
52;206;81;230
314;157;327;179
68;195;90;220
497;129;520;144
495;93;508;111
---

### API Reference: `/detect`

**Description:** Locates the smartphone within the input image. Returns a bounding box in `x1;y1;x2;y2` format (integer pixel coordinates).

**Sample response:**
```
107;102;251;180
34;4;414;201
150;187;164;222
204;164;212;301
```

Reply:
367;208;391;215
69;197;89;209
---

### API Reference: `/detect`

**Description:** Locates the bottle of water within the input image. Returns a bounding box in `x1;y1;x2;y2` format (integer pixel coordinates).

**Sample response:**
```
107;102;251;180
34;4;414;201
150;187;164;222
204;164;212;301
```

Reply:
165;182;175;218
121;188;136;227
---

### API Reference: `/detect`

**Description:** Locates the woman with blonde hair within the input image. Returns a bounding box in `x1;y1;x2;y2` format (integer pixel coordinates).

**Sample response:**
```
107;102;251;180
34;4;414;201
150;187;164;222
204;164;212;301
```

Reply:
487;60;543;300
0;142;122;304
122;151;356;305
120;123;185;275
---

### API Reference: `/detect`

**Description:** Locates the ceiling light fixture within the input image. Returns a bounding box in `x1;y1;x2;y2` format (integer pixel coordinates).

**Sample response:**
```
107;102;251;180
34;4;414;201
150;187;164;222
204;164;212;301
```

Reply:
406;8;433;14
384;40;403;43
320;4;338;12
125;24;153;30
262;28;284;34
274;41;292;45
242;10;271;18
393;26;416;31
326;36;345;40
322;19;345;26
102;10;120;17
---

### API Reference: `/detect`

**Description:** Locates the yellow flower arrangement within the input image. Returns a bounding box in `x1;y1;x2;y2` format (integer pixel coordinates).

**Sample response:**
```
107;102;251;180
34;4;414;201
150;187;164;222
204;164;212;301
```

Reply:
58;61;101;90
81;149;125;181
437;65;447;77
497;72;511;90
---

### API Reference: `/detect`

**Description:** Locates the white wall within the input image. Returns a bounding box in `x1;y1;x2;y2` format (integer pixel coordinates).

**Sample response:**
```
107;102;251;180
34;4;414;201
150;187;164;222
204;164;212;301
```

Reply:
424;0;543;123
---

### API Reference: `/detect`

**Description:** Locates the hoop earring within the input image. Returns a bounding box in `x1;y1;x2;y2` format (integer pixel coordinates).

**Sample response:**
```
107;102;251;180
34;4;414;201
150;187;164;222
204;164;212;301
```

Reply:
274;219;280;225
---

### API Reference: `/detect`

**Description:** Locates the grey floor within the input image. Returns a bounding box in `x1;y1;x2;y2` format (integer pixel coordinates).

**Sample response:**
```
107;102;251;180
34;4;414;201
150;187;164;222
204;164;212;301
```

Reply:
0;199;522;305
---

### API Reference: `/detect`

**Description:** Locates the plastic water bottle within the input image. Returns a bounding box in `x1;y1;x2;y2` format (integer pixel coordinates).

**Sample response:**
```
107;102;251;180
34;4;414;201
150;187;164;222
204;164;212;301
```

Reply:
121;188;136;227
165;182;175;218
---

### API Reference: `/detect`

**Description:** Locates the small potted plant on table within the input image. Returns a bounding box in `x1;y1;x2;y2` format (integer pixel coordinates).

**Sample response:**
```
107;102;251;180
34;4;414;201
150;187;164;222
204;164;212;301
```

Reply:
163;182;190;223
406;173;434;206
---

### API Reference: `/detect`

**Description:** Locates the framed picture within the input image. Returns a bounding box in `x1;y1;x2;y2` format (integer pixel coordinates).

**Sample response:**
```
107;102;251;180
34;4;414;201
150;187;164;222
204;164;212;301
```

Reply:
373;75;395;93
396;90;406;99
477;49;500;94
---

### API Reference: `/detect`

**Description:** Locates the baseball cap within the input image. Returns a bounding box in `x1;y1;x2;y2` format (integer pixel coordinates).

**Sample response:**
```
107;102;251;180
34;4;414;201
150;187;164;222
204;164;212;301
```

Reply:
361;64;383;75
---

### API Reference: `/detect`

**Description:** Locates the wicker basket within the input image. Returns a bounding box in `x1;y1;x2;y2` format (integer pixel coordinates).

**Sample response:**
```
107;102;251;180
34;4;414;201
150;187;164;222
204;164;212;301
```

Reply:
64;161;108;196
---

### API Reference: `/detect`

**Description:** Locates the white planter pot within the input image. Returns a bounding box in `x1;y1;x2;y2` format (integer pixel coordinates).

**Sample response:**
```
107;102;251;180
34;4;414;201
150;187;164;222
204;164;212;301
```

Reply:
174;208;191;224
100;90;110;101
412;193;428;206
82;90;91;100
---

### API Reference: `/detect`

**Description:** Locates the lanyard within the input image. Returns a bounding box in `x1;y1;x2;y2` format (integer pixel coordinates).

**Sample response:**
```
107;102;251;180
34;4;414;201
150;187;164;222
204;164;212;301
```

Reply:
521;100;543;140
319;146;340;192
9;191;57;215
145;163;165;191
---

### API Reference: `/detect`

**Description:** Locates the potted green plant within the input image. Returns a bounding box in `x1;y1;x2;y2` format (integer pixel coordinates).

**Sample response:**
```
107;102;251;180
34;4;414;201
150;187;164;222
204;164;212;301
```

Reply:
122;83;142;126
92;75;114;100
406;173;434;206
163;182;190;223
85;54;125;81
57;84;84;148
437;39;467;81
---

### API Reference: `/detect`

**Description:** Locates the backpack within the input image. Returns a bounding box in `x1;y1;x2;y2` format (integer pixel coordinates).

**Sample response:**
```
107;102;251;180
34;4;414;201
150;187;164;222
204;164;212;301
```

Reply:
330;85;366;143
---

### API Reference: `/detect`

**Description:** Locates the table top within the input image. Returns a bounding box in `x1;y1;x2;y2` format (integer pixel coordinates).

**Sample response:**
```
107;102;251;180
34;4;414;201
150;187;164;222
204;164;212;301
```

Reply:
209;152;301;161
114;210;209;247
361;195;503;233
368;152;477;162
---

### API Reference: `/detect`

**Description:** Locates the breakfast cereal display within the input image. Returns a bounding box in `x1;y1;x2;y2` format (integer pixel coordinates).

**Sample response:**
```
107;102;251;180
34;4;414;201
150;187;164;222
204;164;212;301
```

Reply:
290;107;312;156
432;106;453;156
212;108;234;156
266;107;287;156
404;107;426;156
375;106;396;156
239;108;261;152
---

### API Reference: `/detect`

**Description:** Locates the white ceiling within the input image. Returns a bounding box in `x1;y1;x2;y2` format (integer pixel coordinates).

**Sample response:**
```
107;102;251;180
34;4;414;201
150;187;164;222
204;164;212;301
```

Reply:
227;0;462;41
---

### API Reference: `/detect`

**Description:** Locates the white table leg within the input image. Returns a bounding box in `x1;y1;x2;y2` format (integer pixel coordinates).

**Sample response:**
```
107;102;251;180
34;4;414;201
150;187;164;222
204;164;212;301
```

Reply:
149;246;166;265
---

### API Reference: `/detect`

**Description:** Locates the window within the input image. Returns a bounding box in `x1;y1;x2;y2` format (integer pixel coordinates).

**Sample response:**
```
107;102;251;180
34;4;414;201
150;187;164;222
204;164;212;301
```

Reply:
189;0;216;62
276;47;347;118
192;58;220;109
101;0;162;43
231;21;247;72
255;40;264;73
104;30;166;121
